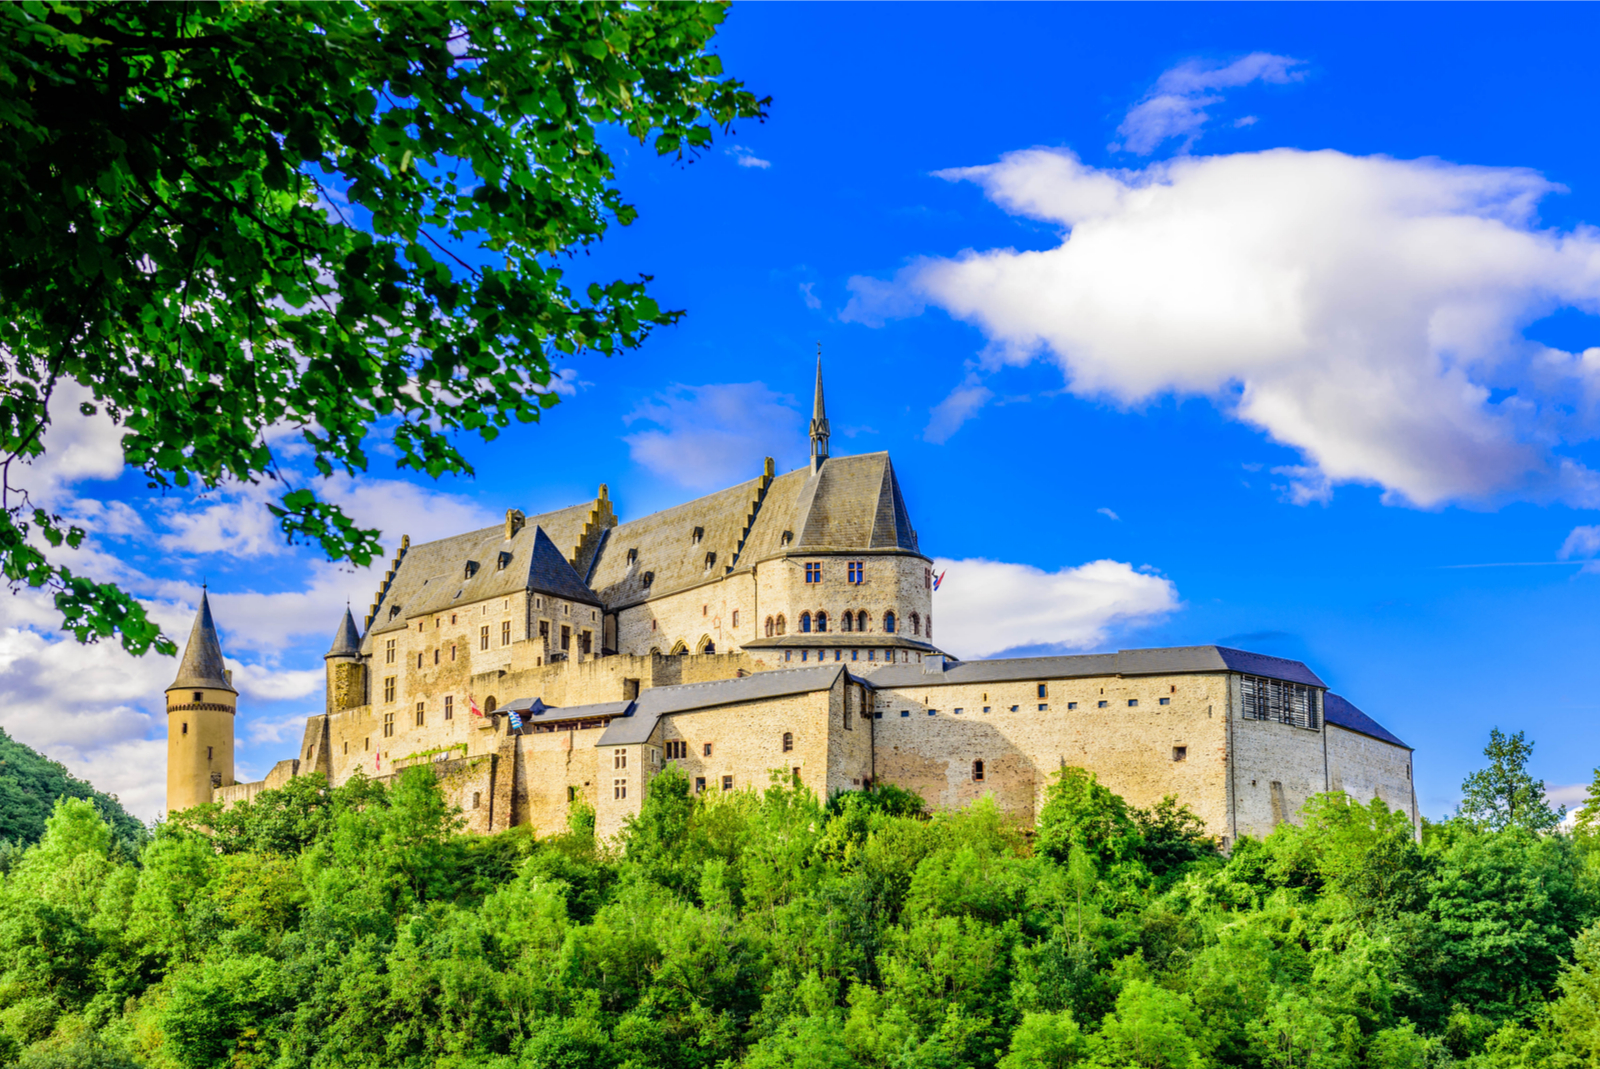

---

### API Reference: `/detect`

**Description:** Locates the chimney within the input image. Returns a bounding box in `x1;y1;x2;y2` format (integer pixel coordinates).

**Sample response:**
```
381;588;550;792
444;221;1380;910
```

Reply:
922;654;947;675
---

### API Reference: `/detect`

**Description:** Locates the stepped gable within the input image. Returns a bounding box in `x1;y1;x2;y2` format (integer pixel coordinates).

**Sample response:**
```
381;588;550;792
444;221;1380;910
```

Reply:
737;452;921;563
326;607;362;658
588;474;769;607
1324;693;1410;749
362;500;601;650
170;590;237;694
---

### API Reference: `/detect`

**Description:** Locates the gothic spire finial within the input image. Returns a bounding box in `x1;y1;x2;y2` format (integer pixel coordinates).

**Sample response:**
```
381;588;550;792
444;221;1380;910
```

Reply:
809;344;830;473
168;589;237;694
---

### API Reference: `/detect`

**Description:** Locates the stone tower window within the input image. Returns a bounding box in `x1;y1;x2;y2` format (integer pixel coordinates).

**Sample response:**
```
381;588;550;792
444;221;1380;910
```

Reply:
385;638;396;663
910;612;921;635
972;760;984;782
192;691;203;702
383;711;395;737
848;561;863;584
815;611;828;633
776;614;786;635
782;732;793;752
383;676;396;702
181;722;188;735
884;611;896;634
1173;747;1187;761
805;562;821;583
799;612;811;633
485;696;497;714
781;530;793;546
444;696;453;720
480;625;490;650
857;610;868;632
764;616;775;637
415;702;425;726
841;612;853;633
207;747;213;760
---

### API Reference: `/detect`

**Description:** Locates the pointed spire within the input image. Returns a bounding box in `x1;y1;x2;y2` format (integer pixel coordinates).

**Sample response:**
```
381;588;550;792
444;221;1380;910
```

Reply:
326;605;362;659
809;344;830;473
168;590;237;694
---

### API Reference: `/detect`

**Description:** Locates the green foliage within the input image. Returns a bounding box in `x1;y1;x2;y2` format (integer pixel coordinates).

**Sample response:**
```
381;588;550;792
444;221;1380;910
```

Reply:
1458;727;1563;833
4;762;1600;1068
0;728;144;852
0;0;767;652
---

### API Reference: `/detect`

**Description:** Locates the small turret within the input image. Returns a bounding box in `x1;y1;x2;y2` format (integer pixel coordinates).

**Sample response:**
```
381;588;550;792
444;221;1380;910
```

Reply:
165;590;237;813
325;606;367;715
809;349;830;474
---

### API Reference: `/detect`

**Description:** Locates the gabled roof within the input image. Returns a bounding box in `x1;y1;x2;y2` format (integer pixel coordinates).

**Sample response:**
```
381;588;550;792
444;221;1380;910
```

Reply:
326;607;362;658
864;646;1326;689
598;665;847;745
1324;693;1410;749
739;453;919;561
169;591;237;694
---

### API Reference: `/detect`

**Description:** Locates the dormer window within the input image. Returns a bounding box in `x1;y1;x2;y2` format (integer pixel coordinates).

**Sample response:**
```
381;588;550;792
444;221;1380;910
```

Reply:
691;526;704;545
464;560;479;579
642;571;655;587
704;551;716;570
781;530;793;546
497;551;512;571
388;605;401;620
626;548;638;566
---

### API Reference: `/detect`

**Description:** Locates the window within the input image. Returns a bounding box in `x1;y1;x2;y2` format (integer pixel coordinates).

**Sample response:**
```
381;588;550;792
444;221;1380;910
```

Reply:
841;611;853;633
1128;699;1139;707
900;710;910;717
1173;747;1187;762
722;775;733;791
343;741;348;755
704;551;717;570
539;620;550;643
419;620;425;632
444;696;454;720
785;651;792;662
614;779;627;800
208;746;213;760
910;612;921;635
928;709;938;716
485;696;497;714
691;526;704;544
450;644;457;661
857;610;868;632
1037;683;1048;699
805;562;822;583
642;571;655;587
417;652;424;669
385;638;396;663
561;625;571;651
1010;705;1019;712
627;548;638;566
365;736;370;750
801;650;808;662
451;613;457;624
1067;702;1078;710
383;711;395;738
568;786;578;802
852;650;859;661
181;722;187;735
972;760;985;782
765;616;774;637
383;676;396;702
816;611;828;633
848;561;863;584
793;767;802;779
1038;704;1048;711
501;620;511;646
800;612;812;633
666;740;687;759
480;625;490;650
954;707;964;715
416;702;425;726
982;706;991;713
925;567;932;589
1097;700;1108;708
781;731;794;752
1240;675;1320;729
1159;697;1171;706
473;792;481;809
884;611;897;633
703;742;713;757
694;777;706;793
732;610;739;627
430;648;437;665
614;748;627;769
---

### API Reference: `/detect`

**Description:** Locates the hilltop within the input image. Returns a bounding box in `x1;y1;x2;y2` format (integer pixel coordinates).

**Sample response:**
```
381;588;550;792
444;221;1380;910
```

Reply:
0;727;144;848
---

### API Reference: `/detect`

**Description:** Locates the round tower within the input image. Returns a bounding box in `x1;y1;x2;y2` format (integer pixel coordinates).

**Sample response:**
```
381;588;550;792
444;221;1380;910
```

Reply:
325;605;366;715
165;590;238;813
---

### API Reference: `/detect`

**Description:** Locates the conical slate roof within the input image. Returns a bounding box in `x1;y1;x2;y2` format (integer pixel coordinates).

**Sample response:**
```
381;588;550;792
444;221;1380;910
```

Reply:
168;591;237;694
326;606;362;659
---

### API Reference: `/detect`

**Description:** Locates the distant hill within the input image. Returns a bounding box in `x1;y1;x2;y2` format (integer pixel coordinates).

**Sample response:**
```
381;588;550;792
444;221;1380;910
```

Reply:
0;727;145;846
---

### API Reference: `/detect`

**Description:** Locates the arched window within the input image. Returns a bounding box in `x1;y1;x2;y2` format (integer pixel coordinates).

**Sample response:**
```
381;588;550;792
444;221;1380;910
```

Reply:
701;640;716;655
485;696;498;714
911;612;921;636
782;732;793;753
841;611;854;633
765;616;775;638
884;611;897;633
815;611;828;633
799;612;812;633
857;610;868;632
670;640;688;655
776;614;786;636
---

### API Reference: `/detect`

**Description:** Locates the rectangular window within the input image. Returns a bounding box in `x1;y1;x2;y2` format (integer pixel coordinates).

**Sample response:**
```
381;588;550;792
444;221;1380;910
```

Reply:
501;620;511;646
874;710;883;719
614;748;627;769
561;626;571;651
900;710;910;717
848;561;863;584
982;706;991;713
1038;704;1048;711
1037;683;1048;699
415;701;425;726
383;711;395;738
694;777;706;794
1067;702;1078;710
451;613;457;624
805;562;821;583
703;742;713;757
1159;697;1171;706
1010;705;1018;712
207;746;213;760
433;648;440;665
444;696;454;720
614;779;627;800
953;708;964;715
972;759;985;782
385;638;396;663
472;791;481;809
1239;675;1321;729
1173;747;1187;762
343;741;348;755
383;676;396;702
567;785;577;802
1097;700;1108;708
581;630;592;654
450;644;456;661
480;625;490;650
722;775;734;791
539;620;550;642
365;737;370;750
1128;699;1139;707
928;709;938;716
732;609;740;627
416;653;424;669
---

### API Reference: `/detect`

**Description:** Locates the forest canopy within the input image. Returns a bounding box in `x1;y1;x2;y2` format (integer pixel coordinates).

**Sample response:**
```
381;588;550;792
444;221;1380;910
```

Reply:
3;758;1600;1069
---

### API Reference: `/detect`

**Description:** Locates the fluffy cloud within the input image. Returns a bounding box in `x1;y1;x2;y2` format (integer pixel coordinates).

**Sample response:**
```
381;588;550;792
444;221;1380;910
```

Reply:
846;148;1600;508
1116;53;1306;155
931;556;1180;659
624;383;804;491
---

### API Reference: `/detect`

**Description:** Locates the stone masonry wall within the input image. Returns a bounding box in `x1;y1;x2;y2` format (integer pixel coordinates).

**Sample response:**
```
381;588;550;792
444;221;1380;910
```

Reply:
1326;725;1418;834
750;552;933;647
1227;675;1332;840
615;572;758;657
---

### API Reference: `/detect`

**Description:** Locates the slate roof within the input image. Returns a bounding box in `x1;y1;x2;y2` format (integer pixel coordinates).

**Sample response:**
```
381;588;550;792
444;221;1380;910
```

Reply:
363;503;602;650
1324;693;1410;749
865;646;1326;689
588;475;767;606
502;696;634;727
598;665;847;745
326;607;362;658
740;453;920;562
170;592;237;694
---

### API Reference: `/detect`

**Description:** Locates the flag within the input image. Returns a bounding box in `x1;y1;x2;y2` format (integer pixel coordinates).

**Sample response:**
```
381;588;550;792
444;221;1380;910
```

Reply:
508;708;524;732
932;570;946;591
374;750;382;772
469;694;483;717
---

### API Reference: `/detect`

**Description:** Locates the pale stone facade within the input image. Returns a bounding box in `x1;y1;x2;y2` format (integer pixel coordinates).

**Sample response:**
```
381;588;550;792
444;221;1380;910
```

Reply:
179;362;1417;843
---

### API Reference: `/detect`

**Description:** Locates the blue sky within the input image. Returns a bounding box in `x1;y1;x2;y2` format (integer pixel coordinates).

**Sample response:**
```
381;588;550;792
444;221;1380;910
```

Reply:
7;3;1600;821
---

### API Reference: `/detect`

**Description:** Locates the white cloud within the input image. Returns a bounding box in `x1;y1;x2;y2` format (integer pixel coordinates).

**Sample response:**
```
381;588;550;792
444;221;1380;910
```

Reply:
623;383;803;491
931;556;1180;659
1560;525;1600;560
925;379;994;443
1115;53;1306;155
799;282;822;310
16;381;128;508
840;275;927;328
1097;507;1121;521
849;147;1600;509
727;145;772;169
1547;782;1589;810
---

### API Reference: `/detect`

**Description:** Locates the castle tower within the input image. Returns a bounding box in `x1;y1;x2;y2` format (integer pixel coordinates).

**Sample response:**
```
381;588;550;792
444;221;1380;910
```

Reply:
325;605;366;715
809;352;830;473
165;590;237;812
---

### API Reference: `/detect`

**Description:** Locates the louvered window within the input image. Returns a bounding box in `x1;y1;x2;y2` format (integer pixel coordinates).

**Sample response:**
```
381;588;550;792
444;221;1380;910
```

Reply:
1240;675;1320;730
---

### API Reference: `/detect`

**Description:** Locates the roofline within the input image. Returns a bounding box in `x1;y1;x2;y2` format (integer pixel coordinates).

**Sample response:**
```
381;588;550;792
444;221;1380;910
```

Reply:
1326;719;1414;750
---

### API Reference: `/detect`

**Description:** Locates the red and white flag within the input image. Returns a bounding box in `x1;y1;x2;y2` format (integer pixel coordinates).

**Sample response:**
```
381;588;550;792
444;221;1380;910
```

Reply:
374;750;382;772
468;694;483;717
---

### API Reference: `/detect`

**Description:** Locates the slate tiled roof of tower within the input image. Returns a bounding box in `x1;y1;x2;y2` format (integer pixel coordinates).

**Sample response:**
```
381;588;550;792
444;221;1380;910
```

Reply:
326;607;362;658
169;590;237;693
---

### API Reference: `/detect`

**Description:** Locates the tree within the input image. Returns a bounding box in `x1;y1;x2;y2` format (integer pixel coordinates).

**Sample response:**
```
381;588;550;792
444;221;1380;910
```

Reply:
1035;767;1143;876
0;1;767;652
0;727;143;849
1457;728;1562;833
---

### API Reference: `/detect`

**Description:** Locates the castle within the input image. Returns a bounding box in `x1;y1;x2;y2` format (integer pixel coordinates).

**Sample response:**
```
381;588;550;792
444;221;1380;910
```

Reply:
166;362;1419;843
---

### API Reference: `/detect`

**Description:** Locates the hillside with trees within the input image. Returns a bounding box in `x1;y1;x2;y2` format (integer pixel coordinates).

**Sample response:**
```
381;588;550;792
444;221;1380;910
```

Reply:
0;727;144;856
1;732;1598;1068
